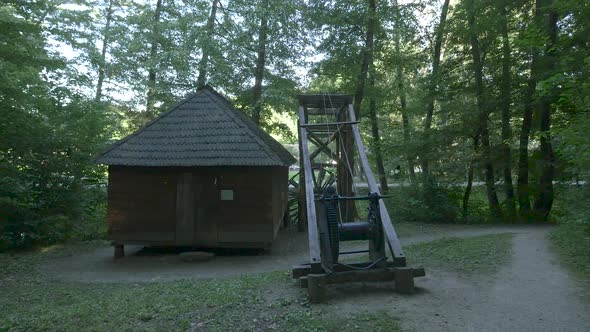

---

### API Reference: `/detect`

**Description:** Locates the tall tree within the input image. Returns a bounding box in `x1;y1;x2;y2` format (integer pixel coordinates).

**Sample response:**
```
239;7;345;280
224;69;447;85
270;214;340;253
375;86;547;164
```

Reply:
421;0;450;179
462;135;479;218
392;0;416;182
251;0;269;125
498;0;516;217
368;72;388;193
196;0;219;88
533;0;558;220
466;0;502;219
95;0;115;101
518;0;543;217
352;0;376;118
146;0;163;115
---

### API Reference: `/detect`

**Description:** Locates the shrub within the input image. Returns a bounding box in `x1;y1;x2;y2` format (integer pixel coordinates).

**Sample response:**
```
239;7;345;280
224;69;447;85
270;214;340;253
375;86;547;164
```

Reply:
387;184;462;223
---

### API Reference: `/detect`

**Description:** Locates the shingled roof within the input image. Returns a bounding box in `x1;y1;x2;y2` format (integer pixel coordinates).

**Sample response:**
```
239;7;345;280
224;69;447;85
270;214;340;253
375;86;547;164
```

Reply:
95;86;296;167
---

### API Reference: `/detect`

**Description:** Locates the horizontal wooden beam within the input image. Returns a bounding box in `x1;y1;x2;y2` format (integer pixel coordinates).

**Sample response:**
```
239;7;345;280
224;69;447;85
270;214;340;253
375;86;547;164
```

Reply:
300;121;359;128
305;126;350;134
305;108;342;116
292;262;425;279
298;94;353;109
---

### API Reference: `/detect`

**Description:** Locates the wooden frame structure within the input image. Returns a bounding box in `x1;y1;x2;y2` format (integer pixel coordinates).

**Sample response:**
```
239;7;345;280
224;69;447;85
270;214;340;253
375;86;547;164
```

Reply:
293;94;425;302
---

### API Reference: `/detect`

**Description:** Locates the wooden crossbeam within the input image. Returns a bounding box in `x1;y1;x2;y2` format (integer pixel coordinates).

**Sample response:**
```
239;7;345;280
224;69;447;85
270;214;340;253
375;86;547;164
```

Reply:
299;124;353;133
300;121;359;128
311;162;337;168
305;109;341;116
308;131;340;162
298;94;352;109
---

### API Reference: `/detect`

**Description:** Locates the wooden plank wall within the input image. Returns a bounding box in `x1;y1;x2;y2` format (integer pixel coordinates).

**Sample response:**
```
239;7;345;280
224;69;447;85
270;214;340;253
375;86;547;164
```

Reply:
107;166;289;248
107;166;177;243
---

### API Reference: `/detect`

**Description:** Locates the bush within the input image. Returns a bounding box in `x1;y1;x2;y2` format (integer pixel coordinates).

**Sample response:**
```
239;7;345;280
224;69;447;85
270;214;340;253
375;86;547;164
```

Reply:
0;173;108;251
387;184;462;223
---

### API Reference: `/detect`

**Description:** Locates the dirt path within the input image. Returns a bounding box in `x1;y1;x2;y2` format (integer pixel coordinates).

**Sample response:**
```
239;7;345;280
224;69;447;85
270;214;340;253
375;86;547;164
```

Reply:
39;225;590;331
331;227;590;331
39;225;536;283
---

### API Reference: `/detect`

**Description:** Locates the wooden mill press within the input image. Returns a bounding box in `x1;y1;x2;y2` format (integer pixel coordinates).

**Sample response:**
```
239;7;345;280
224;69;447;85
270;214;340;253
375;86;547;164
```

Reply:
292;94;425;303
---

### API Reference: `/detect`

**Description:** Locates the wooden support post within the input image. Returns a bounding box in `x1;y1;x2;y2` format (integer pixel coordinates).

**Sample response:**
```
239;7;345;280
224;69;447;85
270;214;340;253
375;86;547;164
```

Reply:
336;109;355;221
297;118;307;232
307;274;327;303
114;244;125;259
347;104;406;266
300;276;309;288
299;105;322;265
394;267;415;294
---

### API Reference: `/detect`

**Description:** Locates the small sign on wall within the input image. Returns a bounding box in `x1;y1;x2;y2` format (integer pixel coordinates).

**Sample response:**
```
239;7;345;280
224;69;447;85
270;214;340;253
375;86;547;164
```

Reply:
220;189;234;201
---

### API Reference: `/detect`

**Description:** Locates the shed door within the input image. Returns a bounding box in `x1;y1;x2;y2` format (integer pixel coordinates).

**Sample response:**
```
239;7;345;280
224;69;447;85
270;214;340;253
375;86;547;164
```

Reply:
175;173;195;245
176;173;218;246
193;174;218;245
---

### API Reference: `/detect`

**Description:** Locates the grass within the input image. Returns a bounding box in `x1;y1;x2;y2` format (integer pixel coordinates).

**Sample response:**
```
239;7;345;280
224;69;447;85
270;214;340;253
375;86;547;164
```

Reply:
0;243;401;332
404;233;514;274
341;233;513;274
550;222;590;281
548;185;590;281
0;232;514;331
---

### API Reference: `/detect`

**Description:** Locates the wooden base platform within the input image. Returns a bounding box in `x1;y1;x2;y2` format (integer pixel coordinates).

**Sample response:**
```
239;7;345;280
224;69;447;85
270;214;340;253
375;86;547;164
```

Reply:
292;262;425;303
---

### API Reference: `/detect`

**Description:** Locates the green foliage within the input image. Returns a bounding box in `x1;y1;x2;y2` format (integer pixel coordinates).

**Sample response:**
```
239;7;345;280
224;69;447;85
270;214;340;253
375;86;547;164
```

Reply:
405;233;514;273
0;1;115;250
0;97;112;250
386;185;462;223
1;0;589;249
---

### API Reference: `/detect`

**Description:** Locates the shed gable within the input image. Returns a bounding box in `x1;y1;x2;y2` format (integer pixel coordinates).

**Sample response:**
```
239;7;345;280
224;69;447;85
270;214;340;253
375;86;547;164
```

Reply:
96;87;296;167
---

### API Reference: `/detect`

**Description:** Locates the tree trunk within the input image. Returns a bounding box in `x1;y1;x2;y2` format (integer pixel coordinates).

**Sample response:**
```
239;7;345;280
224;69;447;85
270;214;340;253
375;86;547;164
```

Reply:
533;0;558;220
518;0;547;218
146;0;163;115
421;0;450;179
467;0;502;220
517;68;536;218
196;0;219;88
498;1;516;218
463;135;479;219
399;81;416;183
95;0;114;102
368;74;388;193
251;0;269;126
352;0;376;119
394;31;416;183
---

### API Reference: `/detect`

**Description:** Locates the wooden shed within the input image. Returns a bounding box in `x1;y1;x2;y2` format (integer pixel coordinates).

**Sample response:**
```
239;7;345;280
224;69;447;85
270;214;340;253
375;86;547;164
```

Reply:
95;86;296;255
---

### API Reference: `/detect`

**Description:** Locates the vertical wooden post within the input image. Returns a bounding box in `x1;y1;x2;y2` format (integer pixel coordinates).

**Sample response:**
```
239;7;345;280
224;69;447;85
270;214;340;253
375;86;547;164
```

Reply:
297;118;307;232
394;267;415;294
307;274;327;303
336;107;355;221
299;105;322;268
114;244;125;259
176;172;195;245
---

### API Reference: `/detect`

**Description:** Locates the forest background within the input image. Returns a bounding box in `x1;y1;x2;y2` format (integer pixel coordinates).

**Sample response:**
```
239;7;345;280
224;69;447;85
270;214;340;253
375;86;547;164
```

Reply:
1;0;588;251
